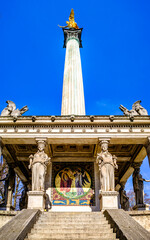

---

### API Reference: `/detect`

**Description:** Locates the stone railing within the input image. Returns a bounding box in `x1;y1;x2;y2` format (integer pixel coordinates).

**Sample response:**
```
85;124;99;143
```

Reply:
0;210;18;228
128;210;150;232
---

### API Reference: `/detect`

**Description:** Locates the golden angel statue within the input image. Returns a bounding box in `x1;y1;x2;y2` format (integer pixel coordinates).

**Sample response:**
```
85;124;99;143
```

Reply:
59;9;79;29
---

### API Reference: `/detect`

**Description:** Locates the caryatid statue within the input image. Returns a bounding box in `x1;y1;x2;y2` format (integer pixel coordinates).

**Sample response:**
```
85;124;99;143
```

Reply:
96;140;118;191
29;140;51;191
133;167;150;206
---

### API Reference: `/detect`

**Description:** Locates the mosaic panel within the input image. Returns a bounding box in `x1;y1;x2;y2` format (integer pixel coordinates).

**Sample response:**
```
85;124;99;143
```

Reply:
52;162;95;206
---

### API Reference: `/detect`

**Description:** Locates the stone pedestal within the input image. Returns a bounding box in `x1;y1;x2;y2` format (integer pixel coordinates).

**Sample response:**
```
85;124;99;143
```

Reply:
6;187;13;211
133;204;150;211
27;191;46;211
99;191;119;211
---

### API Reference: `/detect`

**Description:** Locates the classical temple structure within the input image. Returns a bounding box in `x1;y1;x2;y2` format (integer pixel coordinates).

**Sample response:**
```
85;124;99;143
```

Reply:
0;9;150;214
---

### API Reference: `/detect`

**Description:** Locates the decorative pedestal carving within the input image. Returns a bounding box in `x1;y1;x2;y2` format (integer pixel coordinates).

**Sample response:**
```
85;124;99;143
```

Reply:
99;191;119;211
133;204;149;211
27;191;46;210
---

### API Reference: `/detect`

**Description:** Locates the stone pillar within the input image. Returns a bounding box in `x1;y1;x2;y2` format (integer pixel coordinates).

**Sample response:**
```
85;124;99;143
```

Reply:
96;139;119;210
27;139;51;210
61;28;85;115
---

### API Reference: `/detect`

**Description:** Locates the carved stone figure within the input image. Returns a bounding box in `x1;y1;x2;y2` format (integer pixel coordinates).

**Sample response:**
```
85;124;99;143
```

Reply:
58;9;79;29
1;100;28;117
133;168;150;206
19;185;27;210
119;184;129;211
29;140;50;191
119;100;148;117
96;140;118;191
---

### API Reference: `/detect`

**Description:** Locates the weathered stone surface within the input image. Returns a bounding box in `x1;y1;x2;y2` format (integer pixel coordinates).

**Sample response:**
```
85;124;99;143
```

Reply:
0;209;40;240
128;210;150;232
0;210;17;228
104;209;150;240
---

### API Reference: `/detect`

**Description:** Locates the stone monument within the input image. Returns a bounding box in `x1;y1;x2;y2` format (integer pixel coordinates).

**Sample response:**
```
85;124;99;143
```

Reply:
97;140;119;210
59;9;85;115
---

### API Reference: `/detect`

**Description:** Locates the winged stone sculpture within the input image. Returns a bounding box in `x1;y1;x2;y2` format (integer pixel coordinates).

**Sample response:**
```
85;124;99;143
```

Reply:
119;100;148;117
58;9;79;29
1;100;28;117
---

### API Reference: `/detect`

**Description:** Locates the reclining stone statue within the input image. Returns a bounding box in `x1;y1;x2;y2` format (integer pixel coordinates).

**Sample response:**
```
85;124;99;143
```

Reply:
1;100;28;117
119;100;148;117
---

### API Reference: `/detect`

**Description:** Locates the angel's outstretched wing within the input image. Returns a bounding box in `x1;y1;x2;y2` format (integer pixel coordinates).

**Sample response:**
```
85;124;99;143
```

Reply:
6;100;16;111
69;9;75;22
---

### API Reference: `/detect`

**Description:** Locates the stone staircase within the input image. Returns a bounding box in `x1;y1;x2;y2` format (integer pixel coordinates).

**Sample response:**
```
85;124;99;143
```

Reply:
25;212;119;240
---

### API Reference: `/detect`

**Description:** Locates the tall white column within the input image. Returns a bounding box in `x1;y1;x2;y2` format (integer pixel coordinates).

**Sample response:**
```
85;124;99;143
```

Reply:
61;29;85;115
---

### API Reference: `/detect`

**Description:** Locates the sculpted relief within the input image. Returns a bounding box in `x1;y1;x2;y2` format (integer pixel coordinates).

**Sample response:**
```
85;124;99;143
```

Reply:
96;140;118;192
29;140;51;191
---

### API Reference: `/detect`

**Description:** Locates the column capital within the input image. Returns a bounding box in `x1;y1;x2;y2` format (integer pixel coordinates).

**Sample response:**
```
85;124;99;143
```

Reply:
63;28;83;48
131;162;141;169
98;138;111;146
35;137;48;145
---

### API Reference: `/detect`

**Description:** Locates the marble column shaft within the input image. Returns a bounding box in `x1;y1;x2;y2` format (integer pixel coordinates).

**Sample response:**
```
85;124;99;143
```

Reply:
61;38;85;115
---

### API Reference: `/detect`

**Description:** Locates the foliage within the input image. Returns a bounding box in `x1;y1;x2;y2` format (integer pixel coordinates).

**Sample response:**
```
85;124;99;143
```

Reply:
127;189;150;210
126;190;135;210
144;192;150;205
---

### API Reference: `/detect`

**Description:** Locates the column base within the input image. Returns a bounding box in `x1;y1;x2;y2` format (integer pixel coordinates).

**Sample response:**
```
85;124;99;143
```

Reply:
27;191;46;211
99;190;119;211
133;204;150;211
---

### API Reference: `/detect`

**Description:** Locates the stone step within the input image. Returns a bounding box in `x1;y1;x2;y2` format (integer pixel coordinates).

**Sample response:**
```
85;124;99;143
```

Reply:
34;223;110;230
40;216;105;220
27;232;117;239
36;219;108;225
42;212;103;215
33;225;111;231
31;227;113;234
26;238;119;240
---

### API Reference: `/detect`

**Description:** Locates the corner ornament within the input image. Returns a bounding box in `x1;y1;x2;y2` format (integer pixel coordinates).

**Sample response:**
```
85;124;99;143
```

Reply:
1;100;28;117
119;100;148;117
58;9;79;29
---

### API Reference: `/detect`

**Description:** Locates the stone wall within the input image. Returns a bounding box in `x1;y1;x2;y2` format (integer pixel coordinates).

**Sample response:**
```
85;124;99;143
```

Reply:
129;210;150;232
0;210;17;228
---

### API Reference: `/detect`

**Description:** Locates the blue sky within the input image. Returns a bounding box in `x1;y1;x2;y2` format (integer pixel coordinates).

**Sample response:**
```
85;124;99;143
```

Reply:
0;1;150;195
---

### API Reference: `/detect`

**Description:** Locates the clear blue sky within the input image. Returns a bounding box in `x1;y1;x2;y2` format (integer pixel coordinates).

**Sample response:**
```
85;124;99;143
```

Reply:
0;1;150;194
